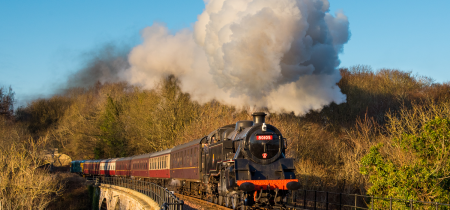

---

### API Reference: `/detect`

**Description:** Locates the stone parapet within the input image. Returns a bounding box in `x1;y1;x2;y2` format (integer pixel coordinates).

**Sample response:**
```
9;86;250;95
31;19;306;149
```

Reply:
98;184;159;210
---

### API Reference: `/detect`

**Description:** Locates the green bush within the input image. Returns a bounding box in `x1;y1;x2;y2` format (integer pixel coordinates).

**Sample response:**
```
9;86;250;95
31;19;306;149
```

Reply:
360;117;450;204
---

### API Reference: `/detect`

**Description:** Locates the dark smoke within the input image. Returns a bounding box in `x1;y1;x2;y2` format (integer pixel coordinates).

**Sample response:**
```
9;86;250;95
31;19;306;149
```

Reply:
64;43;130;90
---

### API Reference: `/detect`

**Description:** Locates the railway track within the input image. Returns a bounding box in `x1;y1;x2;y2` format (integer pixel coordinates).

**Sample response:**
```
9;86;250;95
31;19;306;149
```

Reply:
175;193;231;210
175;193;306;210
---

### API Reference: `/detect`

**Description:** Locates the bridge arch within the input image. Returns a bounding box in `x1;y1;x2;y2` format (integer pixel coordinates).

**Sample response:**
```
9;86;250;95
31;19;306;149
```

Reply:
100;198;107;210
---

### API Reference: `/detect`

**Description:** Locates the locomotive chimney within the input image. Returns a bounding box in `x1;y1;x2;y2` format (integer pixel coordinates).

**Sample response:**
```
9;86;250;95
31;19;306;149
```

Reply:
252;112;266;124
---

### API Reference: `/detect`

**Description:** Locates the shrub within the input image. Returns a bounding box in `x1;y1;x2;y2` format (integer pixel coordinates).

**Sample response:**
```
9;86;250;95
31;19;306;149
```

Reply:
0;117;63;210
360;116;450;204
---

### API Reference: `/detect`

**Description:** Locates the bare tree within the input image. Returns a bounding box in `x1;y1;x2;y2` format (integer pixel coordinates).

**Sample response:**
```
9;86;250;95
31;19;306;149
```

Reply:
0;86;15;119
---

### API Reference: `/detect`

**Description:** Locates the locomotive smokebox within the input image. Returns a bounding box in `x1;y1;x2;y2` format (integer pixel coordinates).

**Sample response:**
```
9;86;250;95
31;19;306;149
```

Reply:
252;112;267;124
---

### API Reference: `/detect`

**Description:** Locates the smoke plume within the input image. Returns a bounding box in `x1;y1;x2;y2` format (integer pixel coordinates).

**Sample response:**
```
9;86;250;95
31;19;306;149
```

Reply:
65;44;129;89
126;0;350;115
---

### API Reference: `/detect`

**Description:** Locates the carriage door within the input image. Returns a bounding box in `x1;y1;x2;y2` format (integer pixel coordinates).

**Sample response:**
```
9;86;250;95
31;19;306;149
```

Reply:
202;144;208;175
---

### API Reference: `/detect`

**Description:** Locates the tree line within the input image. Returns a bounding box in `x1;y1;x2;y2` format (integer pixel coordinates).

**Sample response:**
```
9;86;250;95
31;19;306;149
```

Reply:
1;65;450;209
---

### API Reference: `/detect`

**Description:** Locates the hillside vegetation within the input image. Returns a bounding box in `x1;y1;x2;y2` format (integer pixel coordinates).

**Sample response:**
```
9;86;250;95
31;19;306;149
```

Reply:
1;65;450;208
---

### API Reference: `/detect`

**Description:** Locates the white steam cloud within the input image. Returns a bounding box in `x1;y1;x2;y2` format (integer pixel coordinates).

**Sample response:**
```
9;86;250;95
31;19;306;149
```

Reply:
126;0;350;115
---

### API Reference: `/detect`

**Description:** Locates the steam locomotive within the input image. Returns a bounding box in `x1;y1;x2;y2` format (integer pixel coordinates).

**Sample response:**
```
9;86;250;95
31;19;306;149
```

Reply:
71;112;300;209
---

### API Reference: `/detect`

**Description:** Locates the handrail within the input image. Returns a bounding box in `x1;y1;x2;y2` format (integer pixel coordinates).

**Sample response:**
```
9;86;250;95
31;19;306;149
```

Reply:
86;176;184;210
290;188;450;210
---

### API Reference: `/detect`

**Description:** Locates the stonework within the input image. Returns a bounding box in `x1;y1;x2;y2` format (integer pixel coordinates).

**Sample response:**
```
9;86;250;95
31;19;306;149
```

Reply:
98;184;159;210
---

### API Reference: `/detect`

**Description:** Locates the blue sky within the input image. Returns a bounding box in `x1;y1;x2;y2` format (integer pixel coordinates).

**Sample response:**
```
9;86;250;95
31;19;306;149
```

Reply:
1;0;449;106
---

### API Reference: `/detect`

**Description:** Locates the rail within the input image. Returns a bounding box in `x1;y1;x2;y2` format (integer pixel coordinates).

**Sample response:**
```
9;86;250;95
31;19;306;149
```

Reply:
289;189;450;210
87;176;184;210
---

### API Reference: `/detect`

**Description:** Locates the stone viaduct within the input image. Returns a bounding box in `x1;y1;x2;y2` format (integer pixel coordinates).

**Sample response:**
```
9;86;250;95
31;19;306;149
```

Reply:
96;184;159;210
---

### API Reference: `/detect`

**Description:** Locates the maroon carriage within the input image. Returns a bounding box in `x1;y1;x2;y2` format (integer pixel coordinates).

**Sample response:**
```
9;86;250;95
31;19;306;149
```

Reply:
170;139;202;180
84;159;101;176
100;158;119;176
131;153;151;178
131;149;172;179
99;159;107;175
83;160;92;175
148;149;171;178
106;158;119;176
115;157;132;177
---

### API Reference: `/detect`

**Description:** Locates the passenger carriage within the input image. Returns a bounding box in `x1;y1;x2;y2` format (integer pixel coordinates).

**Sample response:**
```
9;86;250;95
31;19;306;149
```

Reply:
115;157;132;177
106;158;119;176
148;149;171;179
170;139;202;181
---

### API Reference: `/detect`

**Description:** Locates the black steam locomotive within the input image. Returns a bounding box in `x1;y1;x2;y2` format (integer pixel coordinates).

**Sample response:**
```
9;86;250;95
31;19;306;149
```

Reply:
75;112;299;209
195;112;299;208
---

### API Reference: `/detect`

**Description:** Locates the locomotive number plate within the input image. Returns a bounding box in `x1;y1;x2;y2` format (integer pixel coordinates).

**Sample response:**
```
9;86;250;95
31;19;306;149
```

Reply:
256;135;273;140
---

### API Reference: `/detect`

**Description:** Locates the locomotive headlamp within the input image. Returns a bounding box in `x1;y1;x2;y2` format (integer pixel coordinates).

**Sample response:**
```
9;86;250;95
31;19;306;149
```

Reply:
262;123;267;131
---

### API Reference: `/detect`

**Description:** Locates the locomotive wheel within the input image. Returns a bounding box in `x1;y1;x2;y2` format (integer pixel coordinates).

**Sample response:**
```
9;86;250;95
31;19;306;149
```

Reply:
214;195;218;204
219;195;223;206
240;193;247;210
208;195;213;203
232;194;239;210
225;195;231;207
